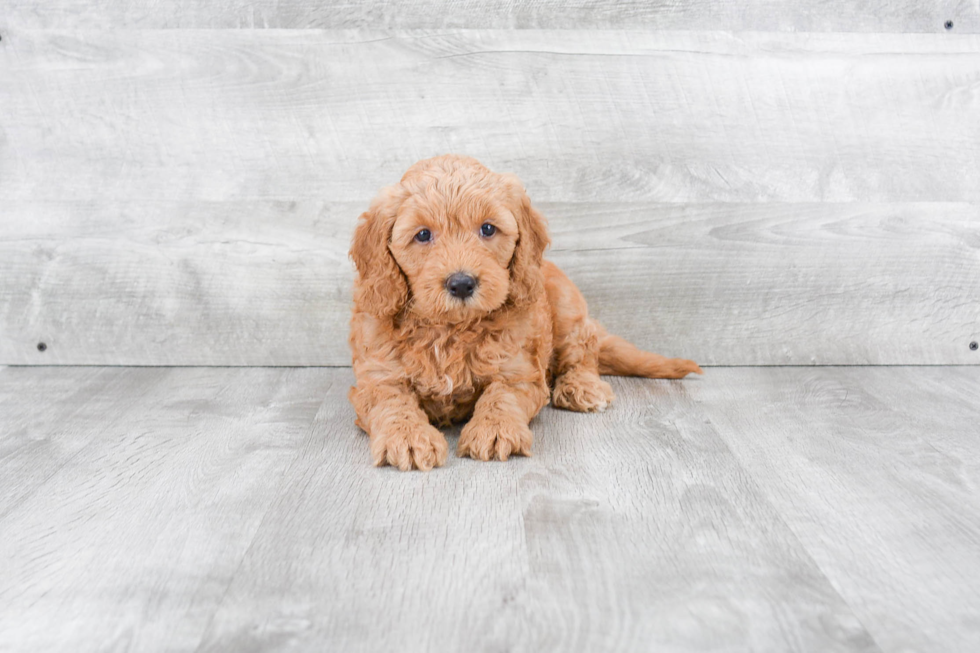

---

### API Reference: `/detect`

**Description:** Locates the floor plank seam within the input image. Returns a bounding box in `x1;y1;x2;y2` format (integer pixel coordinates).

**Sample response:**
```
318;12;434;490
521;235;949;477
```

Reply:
191;378;340;653
694;395;890;653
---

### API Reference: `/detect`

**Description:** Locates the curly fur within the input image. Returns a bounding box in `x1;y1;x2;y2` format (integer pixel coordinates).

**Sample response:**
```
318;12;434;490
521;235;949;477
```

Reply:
349;155;702;470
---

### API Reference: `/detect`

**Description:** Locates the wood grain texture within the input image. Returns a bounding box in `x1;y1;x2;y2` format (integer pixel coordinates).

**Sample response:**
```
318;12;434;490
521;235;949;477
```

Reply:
0;201;355;366
3;366;978;651
0;366;334;652
2;0;978;32
0;366;166;518
700;367;980;653
2;31;979;204
193;372;877;653
2;201;977;366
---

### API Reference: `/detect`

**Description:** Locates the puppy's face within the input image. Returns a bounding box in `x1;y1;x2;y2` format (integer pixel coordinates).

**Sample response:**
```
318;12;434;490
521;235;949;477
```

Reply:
389;184;519;322
351;155;549;322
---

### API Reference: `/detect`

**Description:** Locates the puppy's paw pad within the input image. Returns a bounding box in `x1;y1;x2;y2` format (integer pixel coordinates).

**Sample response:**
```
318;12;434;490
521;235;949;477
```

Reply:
458;417;532;462
371;423;448;471
552;371;615;413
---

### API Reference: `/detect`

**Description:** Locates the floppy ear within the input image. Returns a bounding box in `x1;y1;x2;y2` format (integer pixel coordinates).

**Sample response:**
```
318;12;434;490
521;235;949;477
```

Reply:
349;185;410;318
504;176;550;308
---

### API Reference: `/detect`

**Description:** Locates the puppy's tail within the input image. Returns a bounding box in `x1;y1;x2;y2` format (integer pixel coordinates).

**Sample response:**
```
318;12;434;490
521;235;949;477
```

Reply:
597;329;703;379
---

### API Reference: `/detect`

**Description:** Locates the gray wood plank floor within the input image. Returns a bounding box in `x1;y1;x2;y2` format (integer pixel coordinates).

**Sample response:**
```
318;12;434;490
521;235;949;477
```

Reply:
2;366;978;652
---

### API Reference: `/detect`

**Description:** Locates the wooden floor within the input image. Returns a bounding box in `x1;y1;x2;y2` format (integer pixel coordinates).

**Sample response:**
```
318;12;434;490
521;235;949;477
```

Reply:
1;366;978;652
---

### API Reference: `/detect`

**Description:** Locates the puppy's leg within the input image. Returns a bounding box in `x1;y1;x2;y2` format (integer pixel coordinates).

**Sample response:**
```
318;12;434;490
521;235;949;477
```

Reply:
349;383;448;471
458;378;549;462
545;263;615;412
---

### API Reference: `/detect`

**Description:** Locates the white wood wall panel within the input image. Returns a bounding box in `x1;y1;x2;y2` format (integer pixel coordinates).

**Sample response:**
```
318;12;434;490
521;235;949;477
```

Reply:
3;201;976;366
2;31;979;204
3;29;979;366
2;1;978;32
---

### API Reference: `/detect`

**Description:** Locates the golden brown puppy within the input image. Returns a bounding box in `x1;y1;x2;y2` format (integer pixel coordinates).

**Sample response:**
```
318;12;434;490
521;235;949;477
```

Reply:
349;155;702;470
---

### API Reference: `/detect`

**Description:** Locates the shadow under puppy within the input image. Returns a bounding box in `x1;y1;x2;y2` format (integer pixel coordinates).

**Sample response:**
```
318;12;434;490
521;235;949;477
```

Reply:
349;154;702;470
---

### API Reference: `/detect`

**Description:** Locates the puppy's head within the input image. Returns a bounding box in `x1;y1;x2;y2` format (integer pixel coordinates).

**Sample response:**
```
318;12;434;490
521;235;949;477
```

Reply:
350;155;549;322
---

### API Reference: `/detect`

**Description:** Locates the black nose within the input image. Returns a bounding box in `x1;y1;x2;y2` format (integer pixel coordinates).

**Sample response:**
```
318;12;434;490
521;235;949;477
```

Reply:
445;272;477;299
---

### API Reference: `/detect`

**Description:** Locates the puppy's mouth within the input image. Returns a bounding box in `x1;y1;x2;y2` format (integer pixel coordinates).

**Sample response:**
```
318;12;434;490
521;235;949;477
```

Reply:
406;270;505;322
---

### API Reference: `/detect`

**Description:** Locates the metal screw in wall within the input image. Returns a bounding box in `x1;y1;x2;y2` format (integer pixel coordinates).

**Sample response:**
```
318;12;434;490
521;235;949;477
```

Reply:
945;20;954;30
37;342;47;352
971;341;979;351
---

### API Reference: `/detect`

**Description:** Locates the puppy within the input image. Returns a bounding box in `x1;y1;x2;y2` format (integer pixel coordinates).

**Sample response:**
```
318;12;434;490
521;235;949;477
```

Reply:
349;155;702;470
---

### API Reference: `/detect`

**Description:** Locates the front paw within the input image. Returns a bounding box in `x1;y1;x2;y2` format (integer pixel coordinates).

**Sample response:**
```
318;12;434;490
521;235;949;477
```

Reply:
370;422;448;471
458;414;533;462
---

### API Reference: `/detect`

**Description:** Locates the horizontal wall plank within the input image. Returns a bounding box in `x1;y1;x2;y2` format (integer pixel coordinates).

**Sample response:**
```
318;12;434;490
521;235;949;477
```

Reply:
2;201;976;366
2;31;979;203
0;201;355;366
1;1;977;32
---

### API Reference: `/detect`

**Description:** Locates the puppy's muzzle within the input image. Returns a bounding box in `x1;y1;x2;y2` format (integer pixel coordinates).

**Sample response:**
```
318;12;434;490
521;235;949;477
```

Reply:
445;272;477;300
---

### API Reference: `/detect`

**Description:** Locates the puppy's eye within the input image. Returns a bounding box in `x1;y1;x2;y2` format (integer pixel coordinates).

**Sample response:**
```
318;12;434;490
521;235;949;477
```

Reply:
414;229;432;243
480;223;496;238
